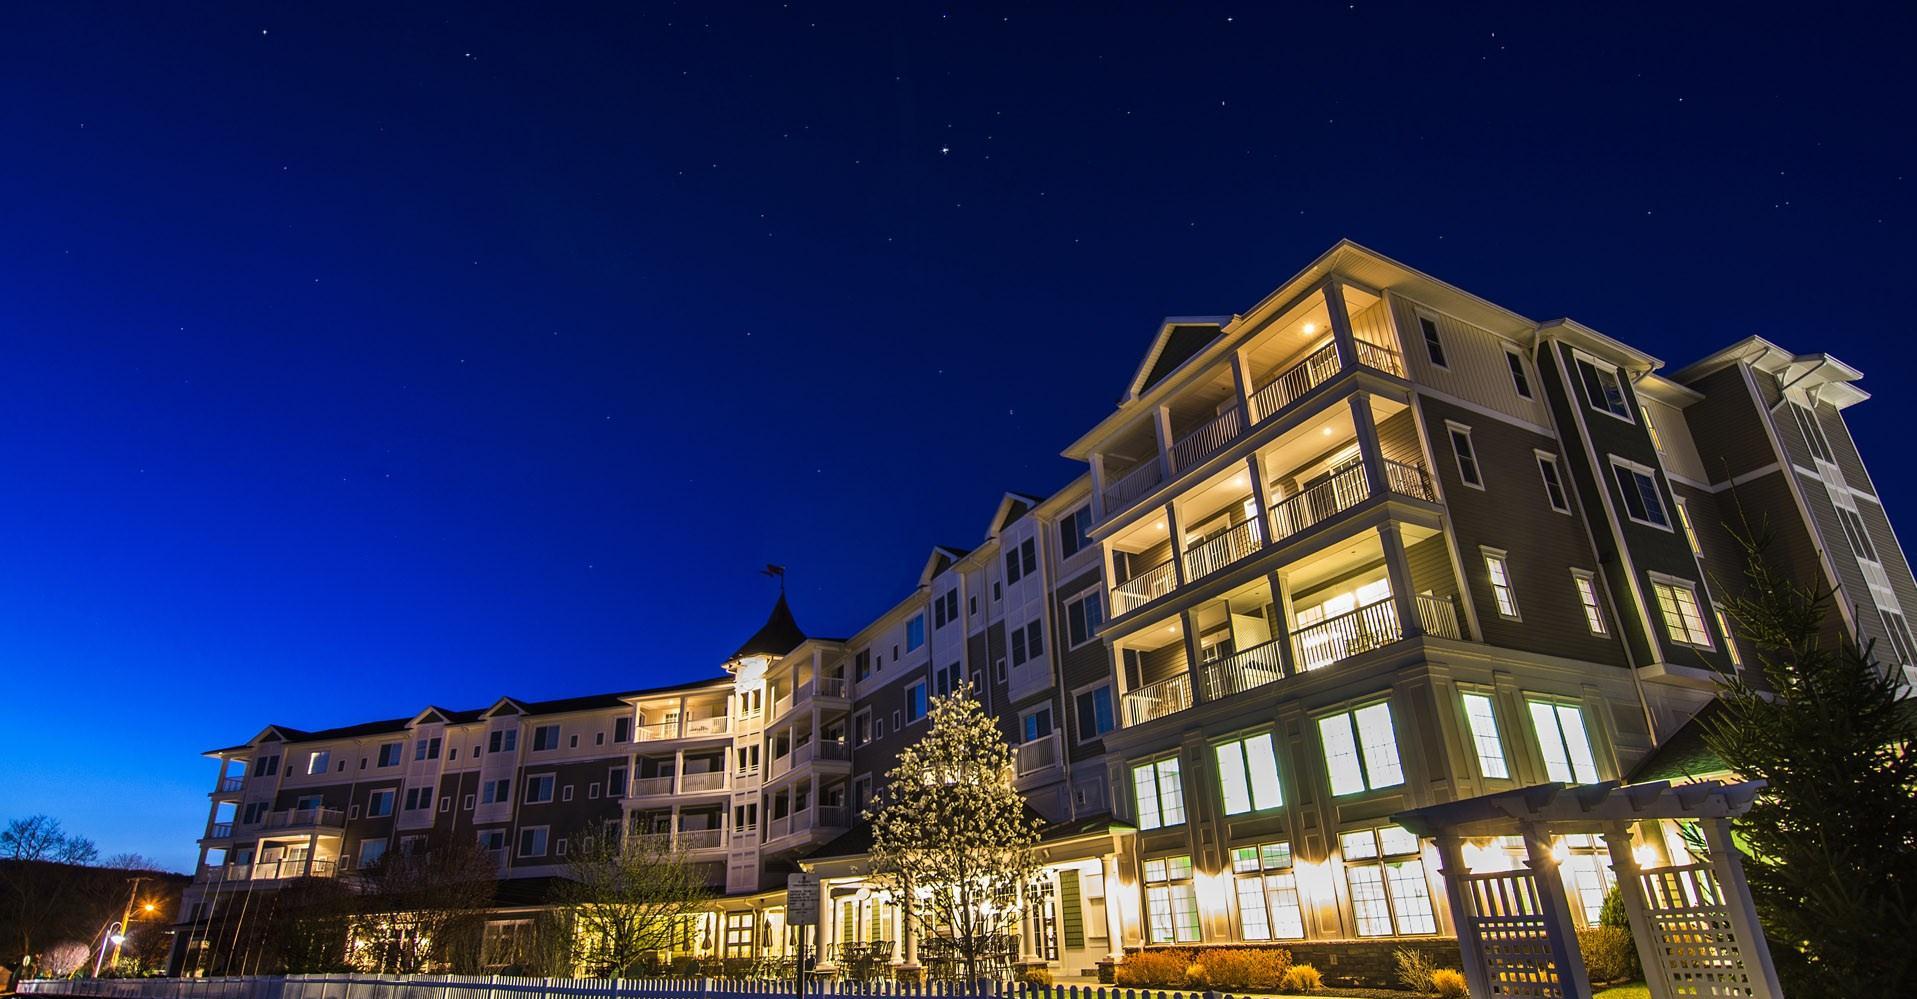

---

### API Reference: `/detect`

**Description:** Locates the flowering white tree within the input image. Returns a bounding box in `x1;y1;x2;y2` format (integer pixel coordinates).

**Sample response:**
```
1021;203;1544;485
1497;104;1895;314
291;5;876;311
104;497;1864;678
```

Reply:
867;688;1043;983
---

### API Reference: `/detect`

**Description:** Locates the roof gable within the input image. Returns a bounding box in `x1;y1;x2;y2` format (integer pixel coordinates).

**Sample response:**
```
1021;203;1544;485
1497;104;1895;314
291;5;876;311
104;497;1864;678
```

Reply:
1126;318;1229;400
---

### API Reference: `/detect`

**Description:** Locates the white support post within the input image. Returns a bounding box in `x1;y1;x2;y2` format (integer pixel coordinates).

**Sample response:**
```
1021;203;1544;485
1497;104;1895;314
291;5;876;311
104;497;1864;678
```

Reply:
1153;406;1175;478
1322;280;1358;370
1601;822;1677;999
1377;521;1423;641
1700;818;1784;999
1432;834;1492;999
1521;822;1594;999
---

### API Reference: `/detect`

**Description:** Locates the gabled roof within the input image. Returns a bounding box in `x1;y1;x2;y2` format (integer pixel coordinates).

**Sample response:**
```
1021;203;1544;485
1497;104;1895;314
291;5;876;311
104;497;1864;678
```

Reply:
729;593;808;662
985;492;1043;539
1125;318;1230;401
919;545;971;587
1671;336;1870;410
482;696;529;718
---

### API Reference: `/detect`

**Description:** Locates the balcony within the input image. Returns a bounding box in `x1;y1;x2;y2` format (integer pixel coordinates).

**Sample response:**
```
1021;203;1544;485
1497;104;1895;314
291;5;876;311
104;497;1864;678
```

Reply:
637;828;727;853
630;775;675;798
201;857;338;882
1183;517;1263;582
262;806;345;831
680;770;729;793
1123;673;1192;727
205;822;234;840
1293;593;1460;672
1200;636;1287;701
1170;406;1246;472
1112;558;1178;616
212;776;244;794
1102;458;1165;515
1014;732;1062;778
634;716;732;742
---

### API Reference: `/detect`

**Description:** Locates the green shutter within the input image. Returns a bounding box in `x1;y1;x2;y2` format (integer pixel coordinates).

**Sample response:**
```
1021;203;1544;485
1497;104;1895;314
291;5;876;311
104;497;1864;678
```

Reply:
1059;869;1084;950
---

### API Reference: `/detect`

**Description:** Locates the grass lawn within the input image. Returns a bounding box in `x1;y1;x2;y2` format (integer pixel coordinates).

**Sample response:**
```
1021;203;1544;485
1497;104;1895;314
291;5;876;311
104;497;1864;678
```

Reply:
1594;985;1651;999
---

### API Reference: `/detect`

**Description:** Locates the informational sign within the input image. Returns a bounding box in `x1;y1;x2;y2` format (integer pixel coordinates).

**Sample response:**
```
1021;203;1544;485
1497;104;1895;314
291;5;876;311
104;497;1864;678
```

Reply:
787;872;821;926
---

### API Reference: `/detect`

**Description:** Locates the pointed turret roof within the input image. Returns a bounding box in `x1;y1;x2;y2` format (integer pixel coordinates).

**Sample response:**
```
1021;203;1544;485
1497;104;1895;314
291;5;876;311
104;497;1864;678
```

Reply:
729;592;808;662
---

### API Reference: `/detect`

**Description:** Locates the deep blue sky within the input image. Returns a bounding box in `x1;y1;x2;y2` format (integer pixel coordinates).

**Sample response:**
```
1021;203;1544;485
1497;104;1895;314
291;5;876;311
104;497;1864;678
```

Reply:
3;4;1912;870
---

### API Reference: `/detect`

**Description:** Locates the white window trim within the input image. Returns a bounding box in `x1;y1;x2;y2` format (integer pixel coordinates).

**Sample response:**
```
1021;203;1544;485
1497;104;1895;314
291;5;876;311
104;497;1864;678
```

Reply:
1503;345;1534;399
904;680;928;725
1446;420;1484;491
1315;700;1405;797
1415;309;1449;369
516;825;550;858
1481;546;1521;622
1457;688;1510;781
1071;679;1117;745
1533;450;1572;515
1649;572;1714;649
1571;568;1608;636
524;772;556;804
1608;456;1674;532
1064;585;1105;650
1573;350;1636;425
1017;704;1054;744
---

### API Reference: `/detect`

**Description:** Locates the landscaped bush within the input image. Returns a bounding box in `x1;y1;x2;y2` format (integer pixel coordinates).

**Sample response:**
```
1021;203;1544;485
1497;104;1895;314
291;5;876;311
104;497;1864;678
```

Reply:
1577;925;1641;983
1113;949;1195;988
1187;948;1292;991
1277;963;1323;993
1430;968;1468;997
1016;967;1053;987
1394;945;1438;991
1599;885;1629;929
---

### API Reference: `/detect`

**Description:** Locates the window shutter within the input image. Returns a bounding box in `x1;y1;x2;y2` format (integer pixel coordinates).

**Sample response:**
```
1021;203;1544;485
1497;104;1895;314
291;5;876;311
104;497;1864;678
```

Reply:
1058;869;1085;950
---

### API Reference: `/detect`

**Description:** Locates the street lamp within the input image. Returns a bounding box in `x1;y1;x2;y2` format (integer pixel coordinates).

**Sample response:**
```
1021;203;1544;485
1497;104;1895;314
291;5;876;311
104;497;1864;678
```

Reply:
92;921;125;978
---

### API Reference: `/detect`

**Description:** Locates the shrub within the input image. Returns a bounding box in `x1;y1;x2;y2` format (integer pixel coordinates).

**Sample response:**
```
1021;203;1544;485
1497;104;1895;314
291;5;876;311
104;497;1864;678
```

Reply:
1016;967;1053;987
1577;925;1641;984
1188;948;1292;991
1113;949;1193;988
1430;968;1468;997
1393;946;1437;991
1278;963;1322;993
1598;885;1630;929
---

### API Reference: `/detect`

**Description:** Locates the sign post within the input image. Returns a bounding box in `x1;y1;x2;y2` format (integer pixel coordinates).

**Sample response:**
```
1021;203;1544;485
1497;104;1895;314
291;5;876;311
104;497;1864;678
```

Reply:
787;873;821;999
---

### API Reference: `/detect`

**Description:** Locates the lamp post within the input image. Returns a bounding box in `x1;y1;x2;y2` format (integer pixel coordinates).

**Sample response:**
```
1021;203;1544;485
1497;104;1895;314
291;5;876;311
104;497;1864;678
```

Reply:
93;921;126;978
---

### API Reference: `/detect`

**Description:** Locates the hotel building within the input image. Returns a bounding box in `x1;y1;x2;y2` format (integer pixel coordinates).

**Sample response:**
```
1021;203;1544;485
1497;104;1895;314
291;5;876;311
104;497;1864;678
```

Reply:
173;241;1915;979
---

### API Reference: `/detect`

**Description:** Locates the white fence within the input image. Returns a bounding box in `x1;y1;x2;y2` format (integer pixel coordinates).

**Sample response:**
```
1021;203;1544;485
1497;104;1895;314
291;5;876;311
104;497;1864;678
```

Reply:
14;978;1206;999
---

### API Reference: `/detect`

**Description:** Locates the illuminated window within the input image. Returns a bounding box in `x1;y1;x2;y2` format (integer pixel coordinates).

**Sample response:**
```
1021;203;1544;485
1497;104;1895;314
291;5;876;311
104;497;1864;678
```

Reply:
1144;855;1201;943
1529;700;1600;784
904;681;928;723
1483;549;1520;620
1232;842;1304;940
1651;576;1712;648
1572;570;1607;635
1459;692;1509;779
1340;827;1436;936
1317;702;1404;796
1214;733;1284;815
1132;757;1186;829
307;750;330;775
1641;404;1665;452
1714;606;1744;668
1675;498;1703;557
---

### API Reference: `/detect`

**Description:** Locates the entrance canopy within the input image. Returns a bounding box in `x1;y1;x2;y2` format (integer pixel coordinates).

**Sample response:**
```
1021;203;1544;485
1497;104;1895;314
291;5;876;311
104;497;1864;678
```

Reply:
1393;780;1779;999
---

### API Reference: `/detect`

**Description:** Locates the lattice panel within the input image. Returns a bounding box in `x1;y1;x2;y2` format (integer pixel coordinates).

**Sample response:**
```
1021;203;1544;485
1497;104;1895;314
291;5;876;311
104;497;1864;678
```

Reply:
1640;864;1755;998
1460;870;1563;998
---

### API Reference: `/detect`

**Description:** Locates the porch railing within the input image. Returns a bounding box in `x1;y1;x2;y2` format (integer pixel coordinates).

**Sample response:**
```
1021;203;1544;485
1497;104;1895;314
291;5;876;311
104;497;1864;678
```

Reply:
1418;593;1463;639
1268;463;1370;542
206;822;233;839
679;771;728;793
1251;341;1341;422
1293;598;1402;672
815;739;851;762
1182;517;1263;582
1015;732;1061;776
1200;637;1288;700
817;804;851;828
1110;557;1177;616
214;776;244;793
262;807;344;830
1354;338;1406;377
1123;673;1193;727
1384;458;1435;501
1169;406;1245;473
629;775;674;797
1101;458;1164;516
815;676;849;699
636;716;731;741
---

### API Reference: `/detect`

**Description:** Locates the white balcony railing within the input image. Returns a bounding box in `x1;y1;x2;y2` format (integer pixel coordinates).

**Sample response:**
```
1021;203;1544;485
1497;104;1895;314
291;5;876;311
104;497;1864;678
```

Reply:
1417;593;1462;639
1101;458;1165;516
1111;558;1178;616
679;771;728;793
1251;341;1342;423
262;806;345;831
214;776;244;793
1123;673;1193;727
815;676;849;699
1015;732;1062;777
1294;598;1402;672
1354;338;1406;378
1182;517;1263;582
1384;458;1435;502
1268;462;1371;542
1200;636;1287;700
630;776;674;798
634;716;731;742
1170;406;1245;473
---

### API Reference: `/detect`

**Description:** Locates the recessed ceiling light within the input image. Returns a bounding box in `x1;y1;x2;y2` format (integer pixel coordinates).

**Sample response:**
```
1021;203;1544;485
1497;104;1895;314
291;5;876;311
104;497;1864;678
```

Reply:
1302;322;1318;335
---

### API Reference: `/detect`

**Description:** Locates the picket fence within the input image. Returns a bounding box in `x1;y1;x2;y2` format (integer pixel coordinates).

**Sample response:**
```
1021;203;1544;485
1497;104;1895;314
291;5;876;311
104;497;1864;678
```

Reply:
15;976;1215;999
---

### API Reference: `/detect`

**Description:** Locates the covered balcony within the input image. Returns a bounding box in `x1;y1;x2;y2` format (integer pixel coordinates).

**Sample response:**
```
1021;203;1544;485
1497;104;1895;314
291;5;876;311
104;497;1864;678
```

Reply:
631;693;734;743
763;779;853;850
765;714;852;783
1104;393;1437;619
629;805;729;854
1090;283;1409;525
1113;524;1467;728
628;749;730;799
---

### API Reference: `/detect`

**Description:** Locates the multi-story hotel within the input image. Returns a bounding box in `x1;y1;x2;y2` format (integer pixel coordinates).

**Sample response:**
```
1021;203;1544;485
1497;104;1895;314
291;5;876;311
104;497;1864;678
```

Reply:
173;241;1915;979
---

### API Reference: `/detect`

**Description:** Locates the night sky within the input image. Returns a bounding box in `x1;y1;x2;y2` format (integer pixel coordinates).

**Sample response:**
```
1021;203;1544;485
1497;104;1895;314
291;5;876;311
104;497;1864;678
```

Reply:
4;4;1913;870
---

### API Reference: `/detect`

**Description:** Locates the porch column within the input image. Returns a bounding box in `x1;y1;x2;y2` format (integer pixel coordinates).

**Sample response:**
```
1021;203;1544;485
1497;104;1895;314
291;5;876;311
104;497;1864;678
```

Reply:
1322;279;1359;369
1521;821;1594;999
1154;405;1176;478
1243;454;1273;543
1164;500;1188;587
818;888;838;969
1601;823;1677;999
1700;818;1784;999
305;833;317;875
1347;392;1390;501
1230;349;1258;425
1377;520;1424;640
1269;569;1299;677
899;877;919;971
1180;607;1207;704
673;748;686;794
1102;855;1126;962
1432;834;1492;999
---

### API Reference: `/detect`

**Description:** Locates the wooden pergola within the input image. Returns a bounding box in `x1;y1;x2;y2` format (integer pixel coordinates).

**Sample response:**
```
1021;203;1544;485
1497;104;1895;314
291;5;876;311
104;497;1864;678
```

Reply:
1394;780;1782;999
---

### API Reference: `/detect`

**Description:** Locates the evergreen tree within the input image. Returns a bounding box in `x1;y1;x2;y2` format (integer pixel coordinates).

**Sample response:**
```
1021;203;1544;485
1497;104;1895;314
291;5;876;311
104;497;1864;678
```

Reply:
1703;532;1917;997
867;689;1042;983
